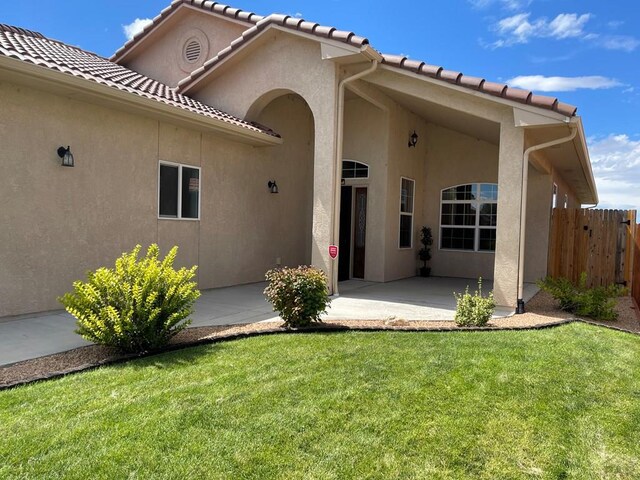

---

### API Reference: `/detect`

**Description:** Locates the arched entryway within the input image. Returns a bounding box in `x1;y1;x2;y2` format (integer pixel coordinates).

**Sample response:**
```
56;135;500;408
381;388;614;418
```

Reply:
247;91;315;269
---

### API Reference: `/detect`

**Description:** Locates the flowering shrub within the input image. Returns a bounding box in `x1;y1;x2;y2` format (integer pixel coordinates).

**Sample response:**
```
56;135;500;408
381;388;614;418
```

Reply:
264;266;331;328
60;244;200;353
454;278;495;327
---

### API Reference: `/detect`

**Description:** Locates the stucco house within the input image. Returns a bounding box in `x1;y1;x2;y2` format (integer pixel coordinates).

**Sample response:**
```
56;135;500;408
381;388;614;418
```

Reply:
0;0;598;318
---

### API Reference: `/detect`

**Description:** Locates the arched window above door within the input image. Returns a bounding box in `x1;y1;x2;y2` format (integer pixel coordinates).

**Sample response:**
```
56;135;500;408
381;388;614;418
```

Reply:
342;160;369;179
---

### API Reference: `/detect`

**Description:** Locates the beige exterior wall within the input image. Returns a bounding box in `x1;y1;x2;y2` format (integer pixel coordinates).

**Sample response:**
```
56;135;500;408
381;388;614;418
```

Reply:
342;97;388;282
0;80;313;317
192;31;339;288
422;124;500;280
121;9;247;87
0;80;157;316
552;169;581;209
523;165;553;283
493;122;526;307
384;105;428;281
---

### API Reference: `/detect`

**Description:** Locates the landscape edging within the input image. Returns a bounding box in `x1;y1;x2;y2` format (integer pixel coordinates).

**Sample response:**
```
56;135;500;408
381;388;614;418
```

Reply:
1;317;636;391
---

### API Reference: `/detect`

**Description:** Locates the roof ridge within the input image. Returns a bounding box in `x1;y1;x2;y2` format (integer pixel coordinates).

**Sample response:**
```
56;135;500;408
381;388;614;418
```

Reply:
0;24;46;39
0;23;111;61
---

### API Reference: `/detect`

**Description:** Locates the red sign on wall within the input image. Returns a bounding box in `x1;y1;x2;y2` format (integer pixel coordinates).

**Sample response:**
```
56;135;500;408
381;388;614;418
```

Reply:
329;245;339;259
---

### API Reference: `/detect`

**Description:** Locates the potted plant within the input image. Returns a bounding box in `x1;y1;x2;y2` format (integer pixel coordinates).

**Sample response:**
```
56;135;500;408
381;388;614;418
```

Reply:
418;226;433;277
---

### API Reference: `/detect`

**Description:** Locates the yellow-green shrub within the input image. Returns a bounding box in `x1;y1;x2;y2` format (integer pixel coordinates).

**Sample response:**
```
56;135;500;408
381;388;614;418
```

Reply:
59;244;200;353
264;266;331;328
454;278;495;327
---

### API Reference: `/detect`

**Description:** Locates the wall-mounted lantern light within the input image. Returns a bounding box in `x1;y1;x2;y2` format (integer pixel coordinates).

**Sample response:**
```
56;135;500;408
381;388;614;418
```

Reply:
57;146;74;167
408;131;418;148
267;180;279;194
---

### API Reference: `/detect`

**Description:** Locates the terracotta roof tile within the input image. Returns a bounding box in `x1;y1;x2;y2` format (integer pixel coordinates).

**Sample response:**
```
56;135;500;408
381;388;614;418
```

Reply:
439;69;462;83
381;54;577;116
109;0;578;116
0;24;279;138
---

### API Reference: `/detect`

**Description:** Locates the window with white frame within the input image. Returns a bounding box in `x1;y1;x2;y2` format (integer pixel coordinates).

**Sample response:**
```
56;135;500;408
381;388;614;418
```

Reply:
563;193;568;208
440;183;498;252
159;162;201;219
399;177;415;248
552;183;558;208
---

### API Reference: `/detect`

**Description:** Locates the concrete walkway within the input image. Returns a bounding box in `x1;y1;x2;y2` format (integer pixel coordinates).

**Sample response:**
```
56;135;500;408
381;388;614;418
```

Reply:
0;277;537;366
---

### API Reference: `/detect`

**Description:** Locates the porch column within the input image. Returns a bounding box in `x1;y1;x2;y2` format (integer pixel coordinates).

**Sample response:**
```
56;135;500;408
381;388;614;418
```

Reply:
493;123;525;307
309;93;339;293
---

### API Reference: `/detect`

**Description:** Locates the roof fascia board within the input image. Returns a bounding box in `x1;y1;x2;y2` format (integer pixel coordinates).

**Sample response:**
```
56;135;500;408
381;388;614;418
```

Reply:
571;116;599;203
377;63;570;124
0;55;281;146
514;107;571;128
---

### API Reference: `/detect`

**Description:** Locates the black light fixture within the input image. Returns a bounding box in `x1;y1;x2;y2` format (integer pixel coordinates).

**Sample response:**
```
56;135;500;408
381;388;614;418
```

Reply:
57;146;74;167
408;131;418;148
267;180;279;194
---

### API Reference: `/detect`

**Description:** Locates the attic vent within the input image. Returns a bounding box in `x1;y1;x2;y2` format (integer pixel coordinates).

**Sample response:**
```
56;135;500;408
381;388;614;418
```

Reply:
184;39;201;63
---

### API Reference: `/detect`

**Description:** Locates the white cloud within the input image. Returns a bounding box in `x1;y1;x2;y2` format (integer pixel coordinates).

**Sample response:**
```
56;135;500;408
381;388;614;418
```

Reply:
493;12;591;47
547;13;591;39
588;134;640;210
506;75;622;92
599;35;640;52
487;12;639;51
470;0;532;10
122;18;153;41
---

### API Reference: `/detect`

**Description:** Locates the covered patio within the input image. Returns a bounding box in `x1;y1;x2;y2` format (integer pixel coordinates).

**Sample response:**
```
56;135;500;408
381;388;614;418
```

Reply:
0;278;538;366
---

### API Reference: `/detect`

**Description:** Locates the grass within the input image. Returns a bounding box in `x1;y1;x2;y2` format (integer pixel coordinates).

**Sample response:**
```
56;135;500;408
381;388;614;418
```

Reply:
1;323;640;479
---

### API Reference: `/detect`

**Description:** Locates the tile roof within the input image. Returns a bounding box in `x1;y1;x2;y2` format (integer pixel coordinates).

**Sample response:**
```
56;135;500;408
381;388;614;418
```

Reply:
0;24;279;138
381;54;577;117
138;0;577;116
111;0;368;62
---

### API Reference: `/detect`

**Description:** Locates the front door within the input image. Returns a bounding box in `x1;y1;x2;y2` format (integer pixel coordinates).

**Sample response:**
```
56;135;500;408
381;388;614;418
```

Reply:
338;186;352;281
352;187;367;279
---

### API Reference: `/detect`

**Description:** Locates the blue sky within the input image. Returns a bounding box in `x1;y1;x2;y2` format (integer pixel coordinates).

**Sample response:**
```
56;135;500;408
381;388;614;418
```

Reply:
2;0;638;210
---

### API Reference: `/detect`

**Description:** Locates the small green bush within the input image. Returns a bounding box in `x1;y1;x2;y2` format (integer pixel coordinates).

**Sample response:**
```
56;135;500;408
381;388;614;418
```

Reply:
60;244;200;353
537;272;625;321
264;266;331;328
454;278;495;327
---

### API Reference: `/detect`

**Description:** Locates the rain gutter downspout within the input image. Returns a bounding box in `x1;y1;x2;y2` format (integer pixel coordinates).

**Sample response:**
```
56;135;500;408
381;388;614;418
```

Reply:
331;59;379;296
516;124;577;313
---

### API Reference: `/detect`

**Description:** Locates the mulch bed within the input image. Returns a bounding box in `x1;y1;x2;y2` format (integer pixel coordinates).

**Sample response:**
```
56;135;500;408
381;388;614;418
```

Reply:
1;292;639;390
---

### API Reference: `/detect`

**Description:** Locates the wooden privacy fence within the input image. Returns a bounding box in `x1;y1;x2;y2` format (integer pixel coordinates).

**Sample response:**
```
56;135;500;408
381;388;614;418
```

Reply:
548;209;637;289
632;223;640;308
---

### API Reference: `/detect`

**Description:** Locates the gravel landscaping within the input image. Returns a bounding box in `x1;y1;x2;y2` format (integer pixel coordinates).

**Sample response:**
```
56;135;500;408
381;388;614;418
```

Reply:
1;291;638;389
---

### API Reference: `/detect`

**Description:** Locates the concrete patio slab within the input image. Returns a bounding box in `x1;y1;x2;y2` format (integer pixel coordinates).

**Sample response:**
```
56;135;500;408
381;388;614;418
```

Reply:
0;277;538;366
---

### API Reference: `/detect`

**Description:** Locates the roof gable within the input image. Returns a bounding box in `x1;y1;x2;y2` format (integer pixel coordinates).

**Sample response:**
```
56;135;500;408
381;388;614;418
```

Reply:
141;1;576;116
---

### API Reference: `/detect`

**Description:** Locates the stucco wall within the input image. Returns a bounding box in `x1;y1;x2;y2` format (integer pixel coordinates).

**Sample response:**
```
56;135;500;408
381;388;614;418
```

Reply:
122;9;247;87
192;31;339;289
422;124;499;280
0;80;157;316
552;168;581;209
342;97;388;282
524;165;553;283
198;93;314;288
384;105;429;281
0;80;313;317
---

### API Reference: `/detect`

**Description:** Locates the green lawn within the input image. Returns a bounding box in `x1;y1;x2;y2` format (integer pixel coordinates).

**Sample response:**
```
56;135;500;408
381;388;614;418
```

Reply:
2;323;640;479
